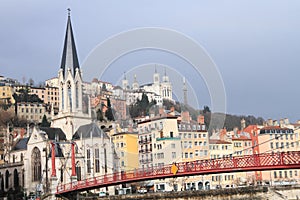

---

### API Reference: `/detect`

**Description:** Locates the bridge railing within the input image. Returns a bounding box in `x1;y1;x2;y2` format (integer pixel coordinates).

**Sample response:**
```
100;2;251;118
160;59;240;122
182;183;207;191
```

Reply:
56;151;300;194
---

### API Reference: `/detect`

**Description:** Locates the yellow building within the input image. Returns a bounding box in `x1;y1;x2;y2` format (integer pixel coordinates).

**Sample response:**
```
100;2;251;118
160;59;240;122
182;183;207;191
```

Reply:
112;131;139;171
0;85;14;104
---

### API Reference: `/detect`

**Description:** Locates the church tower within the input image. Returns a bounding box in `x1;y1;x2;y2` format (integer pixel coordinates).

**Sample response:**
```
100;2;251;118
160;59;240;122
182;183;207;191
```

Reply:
52;11;91;140
122;72;129;90
160;68;172;100
153;66;160;85
183;77;188;105
132;74;139;90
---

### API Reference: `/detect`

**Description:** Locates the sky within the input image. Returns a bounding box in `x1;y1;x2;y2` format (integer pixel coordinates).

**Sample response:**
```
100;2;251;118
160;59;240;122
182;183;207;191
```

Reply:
0;1;300;122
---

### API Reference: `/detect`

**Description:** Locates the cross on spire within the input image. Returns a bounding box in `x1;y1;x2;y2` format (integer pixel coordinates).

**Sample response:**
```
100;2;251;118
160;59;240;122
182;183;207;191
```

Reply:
67;8;71;16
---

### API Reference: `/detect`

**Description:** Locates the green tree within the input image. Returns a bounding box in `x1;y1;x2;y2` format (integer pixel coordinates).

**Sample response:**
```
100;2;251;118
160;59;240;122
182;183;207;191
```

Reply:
96;108;104;121
203;106;211;113
105;98;115;121
129;93;157;118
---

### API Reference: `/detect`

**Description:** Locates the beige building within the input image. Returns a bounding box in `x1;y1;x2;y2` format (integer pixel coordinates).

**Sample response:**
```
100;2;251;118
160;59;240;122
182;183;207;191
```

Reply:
258;126;300;185
138;115;182;169
30;86;59;108
137;115;182;192
178;113;210;191
209;139;235;189
16;102;47;122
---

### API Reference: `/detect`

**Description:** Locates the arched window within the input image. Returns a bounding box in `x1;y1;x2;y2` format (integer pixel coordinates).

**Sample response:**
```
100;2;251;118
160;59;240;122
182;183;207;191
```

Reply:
76;162;81;181
5;170;9;189
61;83;64;110
67;81;72;111
13;169;19;189
60;168;63;182
75;82;79;108
31;147;41;182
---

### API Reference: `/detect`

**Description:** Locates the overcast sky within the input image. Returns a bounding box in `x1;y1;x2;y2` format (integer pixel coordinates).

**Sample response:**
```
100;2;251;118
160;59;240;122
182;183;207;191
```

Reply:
1;1;300;122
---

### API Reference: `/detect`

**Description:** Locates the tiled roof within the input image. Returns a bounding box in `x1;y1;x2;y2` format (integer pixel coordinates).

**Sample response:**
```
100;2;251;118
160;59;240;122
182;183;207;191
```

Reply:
40;127;66;141
12;138;29;151
73;123;109;139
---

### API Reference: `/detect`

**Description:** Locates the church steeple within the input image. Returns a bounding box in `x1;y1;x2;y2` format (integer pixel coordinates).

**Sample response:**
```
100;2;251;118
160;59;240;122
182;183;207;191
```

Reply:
60;8;80;78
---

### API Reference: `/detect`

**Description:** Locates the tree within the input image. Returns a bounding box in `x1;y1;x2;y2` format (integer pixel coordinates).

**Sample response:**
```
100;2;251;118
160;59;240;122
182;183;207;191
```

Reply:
203;106;211;113
40;115;50;127
129;93;157;118
28;78;34;86
105;98;115;121
96;108;104;121
102;83;107;91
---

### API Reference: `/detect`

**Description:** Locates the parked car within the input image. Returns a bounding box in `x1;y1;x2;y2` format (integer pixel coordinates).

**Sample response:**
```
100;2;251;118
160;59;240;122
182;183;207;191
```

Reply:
99;191;106;197
137;188;147;194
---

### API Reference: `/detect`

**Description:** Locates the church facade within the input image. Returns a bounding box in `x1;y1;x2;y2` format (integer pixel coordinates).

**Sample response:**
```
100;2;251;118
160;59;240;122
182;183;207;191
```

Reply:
0;13;119;199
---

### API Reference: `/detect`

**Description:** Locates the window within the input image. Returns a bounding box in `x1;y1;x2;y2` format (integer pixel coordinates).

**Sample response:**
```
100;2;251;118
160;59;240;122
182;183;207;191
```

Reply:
279;171;282;178
270;142;273;149
87;149;91;173
171;143;176;149
274;171;277;178
31;147;41;182
95;149;100;173
195;150;199;157
172;152;176;159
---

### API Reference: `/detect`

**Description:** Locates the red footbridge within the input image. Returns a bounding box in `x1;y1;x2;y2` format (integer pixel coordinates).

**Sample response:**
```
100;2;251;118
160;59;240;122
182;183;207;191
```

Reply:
56;151;300;196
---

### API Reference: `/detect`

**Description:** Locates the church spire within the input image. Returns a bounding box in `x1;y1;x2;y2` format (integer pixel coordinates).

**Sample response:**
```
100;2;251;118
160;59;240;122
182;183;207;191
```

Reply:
183;77;188;105
60;8;80;78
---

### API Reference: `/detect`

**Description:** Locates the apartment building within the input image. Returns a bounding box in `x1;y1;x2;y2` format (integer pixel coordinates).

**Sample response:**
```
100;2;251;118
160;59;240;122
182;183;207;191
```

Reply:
112;131;139;171
0;85;14;104
258;126;300;185
16;102;47;122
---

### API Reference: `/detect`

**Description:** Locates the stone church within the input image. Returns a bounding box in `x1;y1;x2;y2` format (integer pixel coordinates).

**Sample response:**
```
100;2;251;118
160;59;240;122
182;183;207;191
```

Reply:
0;12;118;199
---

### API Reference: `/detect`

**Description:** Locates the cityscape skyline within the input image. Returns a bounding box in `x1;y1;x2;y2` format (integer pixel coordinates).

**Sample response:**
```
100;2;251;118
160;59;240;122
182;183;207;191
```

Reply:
1;1;300;122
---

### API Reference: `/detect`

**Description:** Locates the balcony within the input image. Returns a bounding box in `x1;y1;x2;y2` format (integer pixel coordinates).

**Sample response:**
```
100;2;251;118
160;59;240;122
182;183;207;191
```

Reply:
156;136;180;142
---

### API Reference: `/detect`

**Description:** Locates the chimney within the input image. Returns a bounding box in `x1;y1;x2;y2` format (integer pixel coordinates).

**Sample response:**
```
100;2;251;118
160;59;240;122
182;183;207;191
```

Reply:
284;118;289;125
197;115;205;124
273;120;278;126
181;111;190;123
241;118;246;130
267;119;273;126
279;119;284;127
169;106;175;116
159;107;165;116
